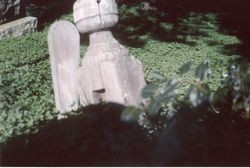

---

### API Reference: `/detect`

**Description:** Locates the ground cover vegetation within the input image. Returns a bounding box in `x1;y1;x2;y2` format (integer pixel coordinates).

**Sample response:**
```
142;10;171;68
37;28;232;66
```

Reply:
0;0;249;166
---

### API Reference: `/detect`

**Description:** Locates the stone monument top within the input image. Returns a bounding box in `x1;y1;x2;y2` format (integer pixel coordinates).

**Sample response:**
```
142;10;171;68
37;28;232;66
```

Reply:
73;0;118;34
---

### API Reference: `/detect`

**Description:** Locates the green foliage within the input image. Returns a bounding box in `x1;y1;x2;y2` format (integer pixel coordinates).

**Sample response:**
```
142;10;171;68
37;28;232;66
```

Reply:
214;62;250;119
125;13;240;94
59;13;74;22
121;60;210;136
0;9;242;144
0;4;249;165
0;32;57;143
1;104;153;166
178;61;193;75
121;106;140;122
0;13;87;144
117;4;240;93
122;61;250;141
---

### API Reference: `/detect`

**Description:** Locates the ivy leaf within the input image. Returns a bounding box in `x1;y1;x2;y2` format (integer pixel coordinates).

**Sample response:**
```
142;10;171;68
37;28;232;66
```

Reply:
159;89;176;102
141;83;159;98
9;102;24;112
188;86;206;107
179;61;192;75
158;79;178;101
0;86;10;94
0;102;4;109
189;87;199;107
152;71;166;81
121;106;140;122
147;100;161;116
195;61;210;81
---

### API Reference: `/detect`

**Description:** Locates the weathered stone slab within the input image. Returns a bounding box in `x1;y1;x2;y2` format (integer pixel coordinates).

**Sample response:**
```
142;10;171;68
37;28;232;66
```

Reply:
48;21;80;114
0;16;37;40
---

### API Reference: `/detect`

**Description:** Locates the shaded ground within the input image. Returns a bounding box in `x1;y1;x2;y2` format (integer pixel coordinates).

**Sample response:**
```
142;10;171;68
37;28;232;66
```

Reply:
1;103;250;166
116;0;250;60
0;103;154;166
20;0;249;60
25;0;74;29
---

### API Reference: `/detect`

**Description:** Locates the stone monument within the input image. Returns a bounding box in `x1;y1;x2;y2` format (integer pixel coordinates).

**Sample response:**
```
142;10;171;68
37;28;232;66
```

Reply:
48;0;146;115
48;21;80;113
0;16;37;40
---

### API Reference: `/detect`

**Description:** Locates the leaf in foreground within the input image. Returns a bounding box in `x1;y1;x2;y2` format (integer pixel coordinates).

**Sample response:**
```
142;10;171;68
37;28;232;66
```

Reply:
121;106;140;122
195;61;210;81
141;83;159;98
178;61;192;75
152;71;166;81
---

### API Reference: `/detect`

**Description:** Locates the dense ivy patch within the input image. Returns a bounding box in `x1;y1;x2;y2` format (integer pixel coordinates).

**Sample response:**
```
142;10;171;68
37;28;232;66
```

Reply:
0;31;55;142
126;13;240;92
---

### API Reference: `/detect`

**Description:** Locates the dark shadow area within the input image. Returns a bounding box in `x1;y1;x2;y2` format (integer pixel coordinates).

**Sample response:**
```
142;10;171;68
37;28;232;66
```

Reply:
115;0;250;60
217;2;250;61
15;0;249;53
0;0;26;24
1;102;250;166
114;1;213;47
222;44;240;56
0;103;154;167
130;105;247;167
8;0;247;57
152;103;250;166
113;3;172;47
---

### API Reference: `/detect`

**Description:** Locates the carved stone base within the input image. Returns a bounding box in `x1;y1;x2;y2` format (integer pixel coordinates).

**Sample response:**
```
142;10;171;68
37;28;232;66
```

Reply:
78;31;146;107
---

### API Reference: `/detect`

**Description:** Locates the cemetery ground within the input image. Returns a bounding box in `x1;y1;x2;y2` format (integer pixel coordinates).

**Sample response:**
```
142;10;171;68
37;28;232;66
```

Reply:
0;3;250;166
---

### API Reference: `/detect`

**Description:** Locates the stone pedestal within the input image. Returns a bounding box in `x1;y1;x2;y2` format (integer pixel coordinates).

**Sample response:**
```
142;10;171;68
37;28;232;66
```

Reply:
78;31;146;106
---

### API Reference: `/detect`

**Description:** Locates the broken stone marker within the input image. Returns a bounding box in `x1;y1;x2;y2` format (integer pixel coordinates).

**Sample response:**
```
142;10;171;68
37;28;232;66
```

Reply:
0;16;37;40
48;0;146;115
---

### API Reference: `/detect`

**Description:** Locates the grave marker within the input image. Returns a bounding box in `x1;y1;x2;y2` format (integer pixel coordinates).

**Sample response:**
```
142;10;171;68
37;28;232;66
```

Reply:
48;0;146;116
